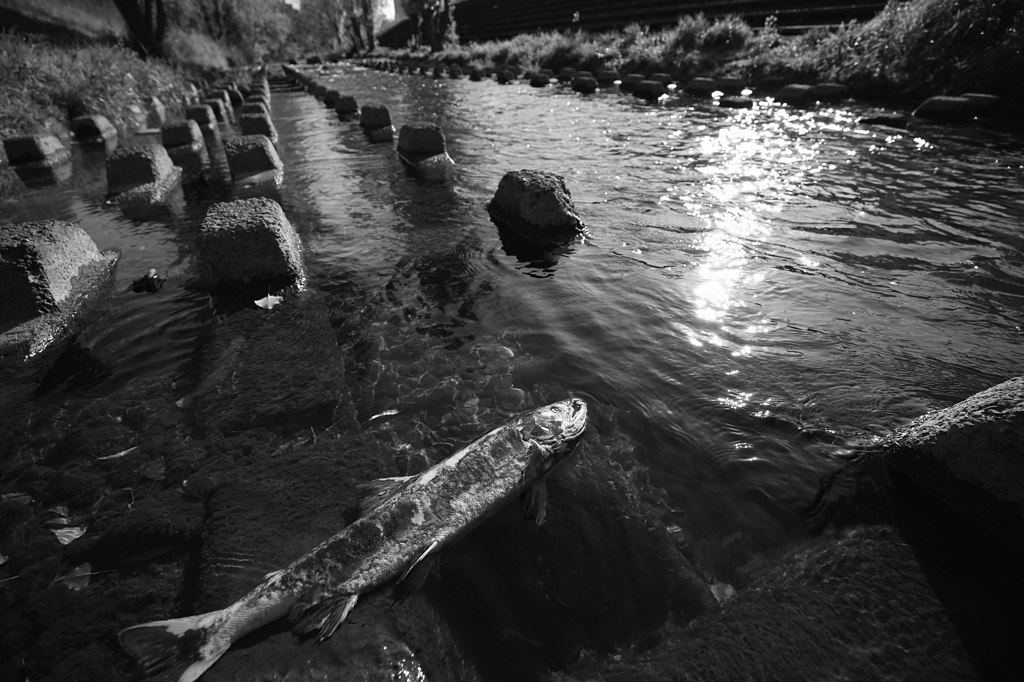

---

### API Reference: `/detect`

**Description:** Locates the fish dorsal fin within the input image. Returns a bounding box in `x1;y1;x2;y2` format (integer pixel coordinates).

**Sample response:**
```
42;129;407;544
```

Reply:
355;475;414;516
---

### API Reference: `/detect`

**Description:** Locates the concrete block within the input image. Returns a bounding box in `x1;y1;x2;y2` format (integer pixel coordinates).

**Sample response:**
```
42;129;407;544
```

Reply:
530;72;551;87
223;135;283;185
242;102;271;116
196;198;303;288
2;135;70;167
719;96;754;109
814;83;850;103
776;84;817;106
240;113;280;146
71;115;117;142
596;69;620;86
335;96;359;116
469;68;484;81
186;105;217;131
557;67;577;82
448;64;463;78
204;98;231;123
496;69;514;84
486;169;586;246
322;89;340;106
716;76;746;95
683;77;717;96
913;96;977;124
161;120;203;148
105;144;182;204
961;93;1003;115
0;220;118;358
619;73;645;91
633;80;666;101
571;76;597;94
360;104;392;130
146;96;167;128
649;73;674;87
398;123;447;156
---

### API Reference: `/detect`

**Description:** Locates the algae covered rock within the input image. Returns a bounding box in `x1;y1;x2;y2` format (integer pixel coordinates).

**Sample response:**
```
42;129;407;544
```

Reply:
883;376;1024;539
487;169;586;246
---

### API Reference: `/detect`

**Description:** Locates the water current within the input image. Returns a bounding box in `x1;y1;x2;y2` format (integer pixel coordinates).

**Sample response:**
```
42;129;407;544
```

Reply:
1;65;1023;680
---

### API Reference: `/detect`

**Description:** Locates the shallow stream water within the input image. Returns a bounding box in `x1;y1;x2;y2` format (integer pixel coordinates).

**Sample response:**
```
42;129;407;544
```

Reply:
1;65;1023;680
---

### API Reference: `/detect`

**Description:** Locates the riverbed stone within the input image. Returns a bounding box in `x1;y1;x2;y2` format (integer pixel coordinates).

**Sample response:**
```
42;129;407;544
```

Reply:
487;169;586;246
2;135;70;167
105;144;181;204
70;115;117;142
223;134;283;185
0;220;118;358
961;92;1003;115
633;80;666;101
571;75;597;94
776;83;817;106
239;113;280;146
683;77;717;96
882;376;1024;540
196;197;303;288
913;95;977;124
335;95;359;116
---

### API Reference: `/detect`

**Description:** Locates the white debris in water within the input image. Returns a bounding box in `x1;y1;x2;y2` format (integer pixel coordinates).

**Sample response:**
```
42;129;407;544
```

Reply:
52;527;86;545
369;409;400;421
711;582;737;603
96;446;138;460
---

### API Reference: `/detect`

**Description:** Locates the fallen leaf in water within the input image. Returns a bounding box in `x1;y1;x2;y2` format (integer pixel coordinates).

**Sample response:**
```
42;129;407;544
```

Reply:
711;582;736;603
97;446;139;461
49;505;69;518
721;531;743;548
52;527;86;545
45;517;71;527
143;459;165;481
55;563;92;591
255;293;283;310
0;554;8;566
1;493;32;504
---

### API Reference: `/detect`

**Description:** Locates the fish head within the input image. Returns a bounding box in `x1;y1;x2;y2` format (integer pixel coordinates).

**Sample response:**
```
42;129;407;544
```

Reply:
517;398;588;476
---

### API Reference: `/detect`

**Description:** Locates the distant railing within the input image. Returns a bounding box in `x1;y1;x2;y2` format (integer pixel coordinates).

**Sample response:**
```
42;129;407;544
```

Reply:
379;0;887;47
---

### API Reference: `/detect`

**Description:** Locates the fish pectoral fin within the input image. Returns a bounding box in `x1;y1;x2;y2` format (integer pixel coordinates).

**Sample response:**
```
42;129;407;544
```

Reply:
291;594;359;642
355;475;415;516
396;541;440;593
522;478;549;526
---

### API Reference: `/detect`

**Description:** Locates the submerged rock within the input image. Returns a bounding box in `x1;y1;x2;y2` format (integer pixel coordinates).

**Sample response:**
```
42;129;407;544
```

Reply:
360;104;394;143
776;84;817;106
683;77;717;96
487;169;586;246
397;123;454;179
571;75;597;94
223;134;283;186
196;197;303;288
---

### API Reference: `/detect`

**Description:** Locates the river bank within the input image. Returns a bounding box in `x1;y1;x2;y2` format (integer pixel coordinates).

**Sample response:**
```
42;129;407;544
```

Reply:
367;0;1022;114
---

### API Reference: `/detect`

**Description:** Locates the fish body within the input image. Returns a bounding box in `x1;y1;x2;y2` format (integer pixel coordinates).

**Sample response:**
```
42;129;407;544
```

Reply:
119;398;588;682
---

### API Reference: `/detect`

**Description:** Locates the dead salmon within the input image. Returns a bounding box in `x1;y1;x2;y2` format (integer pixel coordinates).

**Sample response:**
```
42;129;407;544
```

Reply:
119;398;588;682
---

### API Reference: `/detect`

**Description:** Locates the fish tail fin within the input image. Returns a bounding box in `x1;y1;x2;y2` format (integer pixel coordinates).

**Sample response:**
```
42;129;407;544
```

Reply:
118;607;235;682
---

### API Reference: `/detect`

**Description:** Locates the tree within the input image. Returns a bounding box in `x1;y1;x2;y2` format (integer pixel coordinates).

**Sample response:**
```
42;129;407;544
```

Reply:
112;0;168;57
293;0;387;55
400;0;456;52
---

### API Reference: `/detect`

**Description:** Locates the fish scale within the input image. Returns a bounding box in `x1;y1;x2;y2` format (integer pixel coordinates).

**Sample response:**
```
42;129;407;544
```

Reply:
118;398;588;682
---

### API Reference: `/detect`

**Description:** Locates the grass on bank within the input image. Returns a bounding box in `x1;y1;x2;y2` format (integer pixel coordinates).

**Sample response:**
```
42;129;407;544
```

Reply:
376;0;1023;109
0;31;191;142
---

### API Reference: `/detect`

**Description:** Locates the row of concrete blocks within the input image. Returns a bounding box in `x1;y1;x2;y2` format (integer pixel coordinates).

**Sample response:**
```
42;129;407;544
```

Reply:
357;58;1005;122
281;66;457;179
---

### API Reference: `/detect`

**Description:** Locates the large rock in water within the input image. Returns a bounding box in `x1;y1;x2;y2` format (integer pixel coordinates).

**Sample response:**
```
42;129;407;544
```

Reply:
196;198;304;288
486;170;586;246
882;376;1024;540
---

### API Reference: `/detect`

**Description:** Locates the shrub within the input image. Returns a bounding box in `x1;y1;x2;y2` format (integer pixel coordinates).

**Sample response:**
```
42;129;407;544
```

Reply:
667;13;711;54
699;14;753;53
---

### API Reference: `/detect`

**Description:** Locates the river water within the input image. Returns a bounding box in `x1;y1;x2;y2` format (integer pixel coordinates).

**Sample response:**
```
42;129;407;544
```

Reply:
1;65;1022;680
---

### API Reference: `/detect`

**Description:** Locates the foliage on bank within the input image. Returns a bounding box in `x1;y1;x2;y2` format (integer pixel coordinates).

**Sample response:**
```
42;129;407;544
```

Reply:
0;31;190;139
379;0;1023;108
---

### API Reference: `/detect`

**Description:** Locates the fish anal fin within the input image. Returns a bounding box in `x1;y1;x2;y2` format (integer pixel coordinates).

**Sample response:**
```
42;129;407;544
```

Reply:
522;478;549;526
355;475;414;516
291;594;358;642
396;540;440;594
